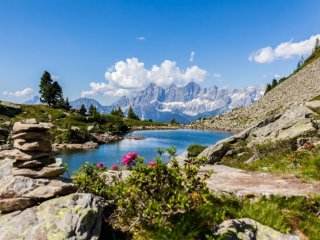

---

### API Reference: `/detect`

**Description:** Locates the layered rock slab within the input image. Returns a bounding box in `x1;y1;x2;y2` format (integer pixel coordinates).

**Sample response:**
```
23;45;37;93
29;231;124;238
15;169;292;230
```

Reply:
201;165;320;197
0;119;76;213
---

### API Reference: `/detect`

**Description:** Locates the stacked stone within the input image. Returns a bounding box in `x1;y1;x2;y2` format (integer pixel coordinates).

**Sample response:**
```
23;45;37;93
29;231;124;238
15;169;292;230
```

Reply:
0;119;76;213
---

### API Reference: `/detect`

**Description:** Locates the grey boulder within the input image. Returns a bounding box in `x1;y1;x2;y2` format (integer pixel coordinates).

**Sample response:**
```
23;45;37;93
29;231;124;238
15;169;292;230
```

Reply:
213;218;300;240
0;193;103;240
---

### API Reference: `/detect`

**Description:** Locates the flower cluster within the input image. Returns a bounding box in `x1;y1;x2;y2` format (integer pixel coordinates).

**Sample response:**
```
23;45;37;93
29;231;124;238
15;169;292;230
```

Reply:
112;165;119;170
302;142;316;149
287;142;318;168
148;161;155;167
122;152;138;166
96;162;104;168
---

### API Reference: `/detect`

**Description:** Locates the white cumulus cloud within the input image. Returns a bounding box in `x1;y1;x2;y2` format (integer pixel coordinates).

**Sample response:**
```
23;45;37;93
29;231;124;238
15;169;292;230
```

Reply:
3;88;33;97
249;34;320;63
189;51;195;62
82;58;208;97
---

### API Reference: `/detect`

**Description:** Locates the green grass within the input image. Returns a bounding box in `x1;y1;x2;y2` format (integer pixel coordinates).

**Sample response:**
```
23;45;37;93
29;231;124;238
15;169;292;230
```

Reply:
311;95;320;101
134;194;320;240
1;103;169;144
187;144;207;157
221;140;320;181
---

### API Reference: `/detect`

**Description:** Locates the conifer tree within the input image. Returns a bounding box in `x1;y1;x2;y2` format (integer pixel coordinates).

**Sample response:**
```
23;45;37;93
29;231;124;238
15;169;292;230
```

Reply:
79;104;87;116
64;97;71;111
265;83;272;94
271;78;278;89
127;106;139;120
39;71;64;107
88;104;98;116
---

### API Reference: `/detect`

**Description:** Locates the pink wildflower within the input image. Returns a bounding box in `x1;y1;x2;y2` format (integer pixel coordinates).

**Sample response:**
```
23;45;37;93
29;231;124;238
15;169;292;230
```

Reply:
302;143;309;149
112;165;119;170
96;162;104;168
148;161;156;167
122;152;138;166
128;152;138;159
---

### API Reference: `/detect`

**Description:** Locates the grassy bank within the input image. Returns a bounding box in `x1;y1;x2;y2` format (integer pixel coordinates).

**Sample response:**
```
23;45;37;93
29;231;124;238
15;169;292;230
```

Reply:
0;103;168;144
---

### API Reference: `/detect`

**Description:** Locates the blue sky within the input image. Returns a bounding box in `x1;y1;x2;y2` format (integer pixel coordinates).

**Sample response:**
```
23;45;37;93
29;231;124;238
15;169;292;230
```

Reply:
0;0;319;104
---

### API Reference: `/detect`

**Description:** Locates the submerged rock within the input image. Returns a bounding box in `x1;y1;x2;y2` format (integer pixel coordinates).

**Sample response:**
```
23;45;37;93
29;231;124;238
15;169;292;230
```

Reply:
52;141;99;151
0;193;103;240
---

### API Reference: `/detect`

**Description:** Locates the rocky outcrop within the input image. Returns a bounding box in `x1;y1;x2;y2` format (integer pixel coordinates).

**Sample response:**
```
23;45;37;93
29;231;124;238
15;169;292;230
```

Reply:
191;58;320;132
0;193;103;240
0;119;76;213
213;218;300;240
198;103;320;163
0;101;21;118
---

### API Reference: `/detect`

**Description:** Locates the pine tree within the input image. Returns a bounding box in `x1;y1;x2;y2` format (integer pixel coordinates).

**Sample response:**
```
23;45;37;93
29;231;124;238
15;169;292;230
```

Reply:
271;78;278;89
265;83;272;93
170;118;178;124
117;107;124;118
39;71;64;107
39;71;53;106
79;104;87;116
88;104;98;117
127;106;139;120
111;107;124;117
296;55;305;70
64;97;71;111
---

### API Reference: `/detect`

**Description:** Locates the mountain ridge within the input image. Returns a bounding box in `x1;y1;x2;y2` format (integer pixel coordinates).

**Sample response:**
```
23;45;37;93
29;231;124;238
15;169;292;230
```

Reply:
68;82;264;123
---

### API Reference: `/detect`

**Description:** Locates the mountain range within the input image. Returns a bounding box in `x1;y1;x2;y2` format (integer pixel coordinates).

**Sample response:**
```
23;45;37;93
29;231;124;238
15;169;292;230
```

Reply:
26;82;265;123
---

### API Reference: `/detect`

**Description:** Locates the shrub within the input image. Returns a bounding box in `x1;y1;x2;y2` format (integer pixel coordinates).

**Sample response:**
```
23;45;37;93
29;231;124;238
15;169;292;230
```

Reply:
73;148;210;233
56;127;93;144
187;144;207;157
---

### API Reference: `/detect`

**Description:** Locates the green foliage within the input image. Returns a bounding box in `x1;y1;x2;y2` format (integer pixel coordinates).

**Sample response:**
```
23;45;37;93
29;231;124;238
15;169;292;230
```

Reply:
111;107;125;117
223;140;320;181
187;144;207;157
235;196;320;239
264;78;279;94
55;127;93;144
88;104;98;117
127;106;139;120
62;97;71;111
72;162;119;199
73;146;320;239
170;118;179;125
73;148;210;233
265;83;272;94
39;71;64;107
79;104;87;116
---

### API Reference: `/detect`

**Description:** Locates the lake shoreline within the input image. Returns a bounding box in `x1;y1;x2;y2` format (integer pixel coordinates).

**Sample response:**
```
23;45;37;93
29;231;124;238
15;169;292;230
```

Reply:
59;129;233;175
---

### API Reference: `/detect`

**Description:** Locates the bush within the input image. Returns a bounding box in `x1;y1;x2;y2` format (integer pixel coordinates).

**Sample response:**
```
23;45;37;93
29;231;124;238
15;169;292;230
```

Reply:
73;148;210;233
187;144;207;157
56;128;93;144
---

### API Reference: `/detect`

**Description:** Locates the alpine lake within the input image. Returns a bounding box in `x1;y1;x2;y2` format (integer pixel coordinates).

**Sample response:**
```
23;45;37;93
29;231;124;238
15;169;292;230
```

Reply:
59;129;232;176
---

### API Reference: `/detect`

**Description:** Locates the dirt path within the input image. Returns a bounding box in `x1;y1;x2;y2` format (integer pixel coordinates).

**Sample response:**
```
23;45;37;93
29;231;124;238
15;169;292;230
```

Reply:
201;165;320;197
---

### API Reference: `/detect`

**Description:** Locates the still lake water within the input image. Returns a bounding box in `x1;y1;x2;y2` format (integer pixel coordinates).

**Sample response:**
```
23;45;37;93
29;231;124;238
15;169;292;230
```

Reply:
60;129;232;176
